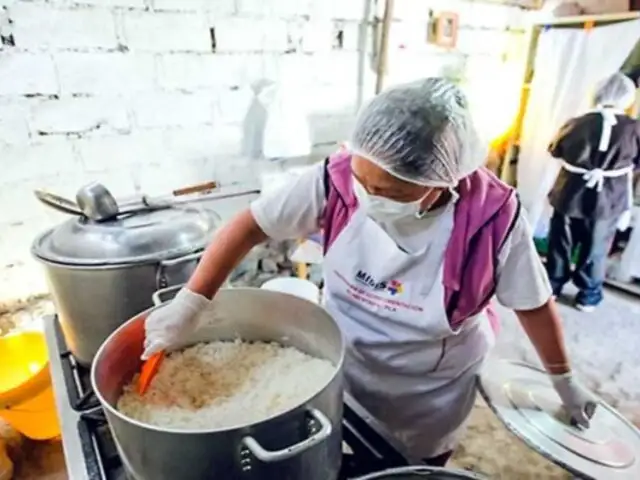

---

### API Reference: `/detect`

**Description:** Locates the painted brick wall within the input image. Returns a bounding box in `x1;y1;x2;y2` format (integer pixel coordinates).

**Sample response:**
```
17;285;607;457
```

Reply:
554;0;630;14
0;0;528;303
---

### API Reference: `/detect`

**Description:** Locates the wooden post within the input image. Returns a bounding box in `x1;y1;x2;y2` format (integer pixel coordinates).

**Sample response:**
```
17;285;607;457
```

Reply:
375;0;395;94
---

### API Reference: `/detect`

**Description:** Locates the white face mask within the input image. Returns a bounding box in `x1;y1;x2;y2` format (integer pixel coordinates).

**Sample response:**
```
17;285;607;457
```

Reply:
353;177;429;222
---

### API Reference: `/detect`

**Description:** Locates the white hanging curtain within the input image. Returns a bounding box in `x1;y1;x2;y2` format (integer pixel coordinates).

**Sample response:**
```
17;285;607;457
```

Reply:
516;20;640;237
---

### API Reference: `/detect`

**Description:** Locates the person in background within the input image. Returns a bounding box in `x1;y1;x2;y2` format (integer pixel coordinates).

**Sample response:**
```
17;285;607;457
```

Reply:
547;73;640;312
143;78;596;465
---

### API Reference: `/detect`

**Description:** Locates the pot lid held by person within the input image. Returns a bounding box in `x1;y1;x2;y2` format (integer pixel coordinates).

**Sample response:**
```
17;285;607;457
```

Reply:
32;205;220;266
478;358;640;480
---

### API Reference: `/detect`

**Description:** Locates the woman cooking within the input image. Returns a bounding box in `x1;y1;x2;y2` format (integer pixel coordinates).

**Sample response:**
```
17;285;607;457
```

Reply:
143;78;596;465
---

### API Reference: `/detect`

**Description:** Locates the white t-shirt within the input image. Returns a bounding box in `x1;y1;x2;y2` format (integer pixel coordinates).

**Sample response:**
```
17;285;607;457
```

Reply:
251;163;552;311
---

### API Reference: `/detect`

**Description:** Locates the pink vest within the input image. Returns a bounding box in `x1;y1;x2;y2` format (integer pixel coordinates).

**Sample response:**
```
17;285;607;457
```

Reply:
321;151;520;330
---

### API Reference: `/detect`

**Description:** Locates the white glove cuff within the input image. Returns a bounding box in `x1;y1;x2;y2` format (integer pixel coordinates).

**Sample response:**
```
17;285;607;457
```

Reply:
549;371;573;379
175;288;210;311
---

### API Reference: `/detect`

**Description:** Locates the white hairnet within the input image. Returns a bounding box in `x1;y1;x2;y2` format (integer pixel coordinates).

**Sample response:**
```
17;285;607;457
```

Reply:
594;73;636;110
349;78;487;187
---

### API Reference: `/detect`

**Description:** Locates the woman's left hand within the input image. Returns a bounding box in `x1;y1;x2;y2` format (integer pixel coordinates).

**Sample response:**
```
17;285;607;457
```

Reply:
550;372;598;428
515;302;597;429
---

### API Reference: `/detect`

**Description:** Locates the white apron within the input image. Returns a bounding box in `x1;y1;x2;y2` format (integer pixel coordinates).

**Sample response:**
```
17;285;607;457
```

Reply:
322;202;496;460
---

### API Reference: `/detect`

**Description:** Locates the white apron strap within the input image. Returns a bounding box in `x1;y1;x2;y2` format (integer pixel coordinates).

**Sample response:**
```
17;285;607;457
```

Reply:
560;161;633;192
594;106;623;152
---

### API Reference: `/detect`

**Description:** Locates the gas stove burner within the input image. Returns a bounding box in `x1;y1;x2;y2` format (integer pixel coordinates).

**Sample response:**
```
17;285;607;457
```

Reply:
54;319;100;411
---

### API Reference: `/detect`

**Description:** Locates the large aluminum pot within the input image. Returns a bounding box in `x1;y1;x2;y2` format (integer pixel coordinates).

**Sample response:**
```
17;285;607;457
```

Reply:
32;206;220;365
92;287;345;480
354;466;488;479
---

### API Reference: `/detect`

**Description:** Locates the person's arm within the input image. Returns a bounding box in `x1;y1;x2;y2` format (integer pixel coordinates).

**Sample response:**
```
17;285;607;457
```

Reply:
188;162;328;299
518;301;597;428
187;209;267;299
495;213;597;427
515;300;570;374
142;164;327;359
495;214;570;373
548;119;575;159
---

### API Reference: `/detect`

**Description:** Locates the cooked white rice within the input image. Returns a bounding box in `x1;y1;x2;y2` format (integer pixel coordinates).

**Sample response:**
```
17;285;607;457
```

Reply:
117;340;335;430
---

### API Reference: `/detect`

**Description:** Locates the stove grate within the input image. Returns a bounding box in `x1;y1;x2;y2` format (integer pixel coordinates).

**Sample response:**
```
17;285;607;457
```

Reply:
78;409;128;480
53;319;100;411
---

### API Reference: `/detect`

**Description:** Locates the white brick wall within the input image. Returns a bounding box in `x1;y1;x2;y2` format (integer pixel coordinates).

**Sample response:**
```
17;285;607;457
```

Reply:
0;53;58;95
11;4;118;51
76;0;146;7
215;18;289;52
56;52;156;94
0;100;30;144
30;97;131;134
549;0;630;14
0;0;528;303
154;0;236;14
122;12;212;52
131;92;215;127
2;138;79;185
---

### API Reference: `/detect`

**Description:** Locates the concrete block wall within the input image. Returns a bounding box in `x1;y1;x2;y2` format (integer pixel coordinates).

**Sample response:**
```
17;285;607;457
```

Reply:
0;0;528;303
547;0;631;15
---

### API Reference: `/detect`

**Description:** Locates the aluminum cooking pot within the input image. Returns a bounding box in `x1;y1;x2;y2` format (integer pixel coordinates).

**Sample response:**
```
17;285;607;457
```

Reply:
92;287;345;480
354;466;487;479
32;205;220;365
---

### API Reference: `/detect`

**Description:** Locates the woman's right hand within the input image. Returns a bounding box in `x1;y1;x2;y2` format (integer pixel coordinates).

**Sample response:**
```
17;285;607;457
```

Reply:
142;288;210;360
140;208;268;360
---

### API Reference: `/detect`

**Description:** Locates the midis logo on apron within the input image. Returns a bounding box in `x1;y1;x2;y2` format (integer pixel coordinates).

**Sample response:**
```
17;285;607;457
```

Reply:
355;270;404;296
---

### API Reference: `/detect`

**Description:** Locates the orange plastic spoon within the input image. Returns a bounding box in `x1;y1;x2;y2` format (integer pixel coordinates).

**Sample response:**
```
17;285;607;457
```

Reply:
137;352;165;395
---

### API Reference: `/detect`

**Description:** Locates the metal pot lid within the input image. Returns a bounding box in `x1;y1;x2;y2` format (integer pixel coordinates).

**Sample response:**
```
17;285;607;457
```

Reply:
477;358;640;480
353;466;486;479
32;205;220;266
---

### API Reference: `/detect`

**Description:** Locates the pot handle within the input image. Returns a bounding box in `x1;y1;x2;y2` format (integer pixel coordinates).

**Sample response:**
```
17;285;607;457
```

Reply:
155;251;204;289
152;284;185;306
34;189;83;216
241;408;332;463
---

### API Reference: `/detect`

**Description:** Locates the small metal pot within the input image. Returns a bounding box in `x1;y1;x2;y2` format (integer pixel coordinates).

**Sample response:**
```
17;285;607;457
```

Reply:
92;288;345;480
32;206;220;365
353;466;487;479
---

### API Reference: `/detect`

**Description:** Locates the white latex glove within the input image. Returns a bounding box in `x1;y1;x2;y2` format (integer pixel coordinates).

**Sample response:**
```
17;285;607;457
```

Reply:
550;372;598;429
142;288;210;360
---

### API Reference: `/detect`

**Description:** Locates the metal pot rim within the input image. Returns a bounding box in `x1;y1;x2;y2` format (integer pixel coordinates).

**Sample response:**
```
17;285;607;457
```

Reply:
31;229;206;267
353;466;487;479
91;287;345;435
30;255;155;270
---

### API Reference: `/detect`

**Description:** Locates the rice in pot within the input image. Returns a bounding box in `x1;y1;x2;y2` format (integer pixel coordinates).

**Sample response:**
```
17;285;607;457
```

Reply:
117;340;336;430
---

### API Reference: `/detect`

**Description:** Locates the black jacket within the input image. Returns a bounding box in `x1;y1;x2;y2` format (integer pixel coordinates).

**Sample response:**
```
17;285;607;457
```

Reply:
548;112;640;219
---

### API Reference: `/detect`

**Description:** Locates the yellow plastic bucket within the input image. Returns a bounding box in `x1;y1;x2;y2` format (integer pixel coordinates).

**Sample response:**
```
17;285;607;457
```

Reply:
0;332;61;440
